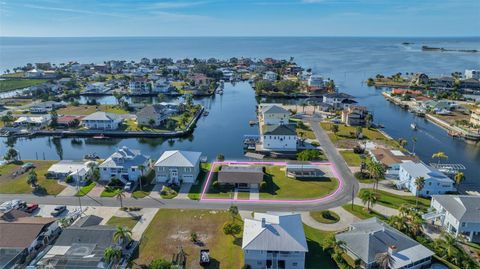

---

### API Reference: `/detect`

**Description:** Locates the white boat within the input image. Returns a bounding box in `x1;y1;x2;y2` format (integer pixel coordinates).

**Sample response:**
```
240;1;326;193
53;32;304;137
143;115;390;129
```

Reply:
410;123;417;130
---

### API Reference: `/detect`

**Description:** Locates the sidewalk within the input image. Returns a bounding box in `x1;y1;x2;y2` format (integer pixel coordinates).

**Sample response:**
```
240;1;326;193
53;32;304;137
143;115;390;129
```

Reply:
300;206;360;231
131;208;158;240
175;183;192;199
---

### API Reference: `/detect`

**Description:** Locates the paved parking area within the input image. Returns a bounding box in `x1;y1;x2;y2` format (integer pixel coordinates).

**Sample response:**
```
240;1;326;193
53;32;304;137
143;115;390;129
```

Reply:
34;204;82;218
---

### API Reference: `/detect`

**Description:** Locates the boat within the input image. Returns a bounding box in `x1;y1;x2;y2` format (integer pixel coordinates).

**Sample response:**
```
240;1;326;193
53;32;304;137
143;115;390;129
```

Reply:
203;111;209;116
92;134;109;139
249;120;258;126
410;123;417;130
84;153;100;160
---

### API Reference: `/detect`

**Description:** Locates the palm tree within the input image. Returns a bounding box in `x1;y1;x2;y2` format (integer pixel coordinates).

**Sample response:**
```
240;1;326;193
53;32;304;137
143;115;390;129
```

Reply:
365;113;373;128
113;225;132;246
375;251;396;269
115;191;126;208
414;176;425;207
27;169;38;188
87;161;99;181
228;205;239;221
359;189;378;211
322;234;347;262
454;172;465;188
301;102;307;113
432;152;448;164
137;164;146;191
411;136;417;155
103;246;122;266
398;138;408;148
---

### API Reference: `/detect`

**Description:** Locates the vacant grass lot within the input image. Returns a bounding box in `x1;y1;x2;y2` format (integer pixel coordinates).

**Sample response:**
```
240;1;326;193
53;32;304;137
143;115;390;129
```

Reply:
56;105;129;115
341;204;387;220
0;79;47;92
340;150;364;166
359;188;431;211
107;216;139;230
303;225;339;269
0;160;65;195
136;209;243;269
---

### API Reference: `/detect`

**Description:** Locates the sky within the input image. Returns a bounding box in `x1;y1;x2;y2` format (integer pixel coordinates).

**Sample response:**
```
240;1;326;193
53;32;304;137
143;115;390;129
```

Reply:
0;0;479;37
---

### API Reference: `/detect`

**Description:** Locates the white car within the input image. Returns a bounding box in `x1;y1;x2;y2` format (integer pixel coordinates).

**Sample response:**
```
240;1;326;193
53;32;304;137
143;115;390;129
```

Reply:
0;201;13;212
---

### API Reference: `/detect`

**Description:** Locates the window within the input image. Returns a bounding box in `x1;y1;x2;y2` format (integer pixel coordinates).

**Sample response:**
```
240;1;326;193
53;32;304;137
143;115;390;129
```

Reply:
293;262;298;266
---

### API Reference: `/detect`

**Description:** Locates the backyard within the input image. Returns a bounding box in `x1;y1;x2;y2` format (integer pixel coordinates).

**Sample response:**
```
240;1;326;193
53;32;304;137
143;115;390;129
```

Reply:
303;225;339;269
341;204;387;220
339;150;364;166
106;216;139;230
358;188;431;210
0;160;65;195
136;209;243;269
56;105;129;115
0;79;47;92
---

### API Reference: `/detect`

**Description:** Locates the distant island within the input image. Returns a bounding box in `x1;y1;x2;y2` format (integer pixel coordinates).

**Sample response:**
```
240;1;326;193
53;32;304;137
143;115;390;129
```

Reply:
421;45;478;53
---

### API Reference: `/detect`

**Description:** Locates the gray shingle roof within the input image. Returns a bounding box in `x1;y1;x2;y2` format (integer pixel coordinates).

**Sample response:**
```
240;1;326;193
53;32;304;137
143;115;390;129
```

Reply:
262;124;296;136
137;104;167;118
154;150;201;167
82;111;119;121
242;212;308;252
261;104;289;114
100;146;149;169
432;195;480;223
336;218;434;268
218;166;264;184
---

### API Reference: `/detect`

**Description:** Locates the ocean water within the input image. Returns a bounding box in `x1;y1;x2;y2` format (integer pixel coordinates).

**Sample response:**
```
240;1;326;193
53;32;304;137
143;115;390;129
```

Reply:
1;37;479;189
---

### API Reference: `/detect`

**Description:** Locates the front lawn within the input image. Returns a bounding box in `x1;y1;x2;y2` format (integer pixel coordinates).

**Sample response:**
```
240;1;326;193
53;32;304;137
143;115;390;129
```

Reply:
359;188;431;211
100;186;123;197
132;170;156;199
75;181;96;196
309;210;340;224
0;79;47;92
303;225;338;269
56;105;129;115
136;209;244;268
188;163;211;200
0;160;65;195
106;216;139;230
339;150;364;166
341;204;387;220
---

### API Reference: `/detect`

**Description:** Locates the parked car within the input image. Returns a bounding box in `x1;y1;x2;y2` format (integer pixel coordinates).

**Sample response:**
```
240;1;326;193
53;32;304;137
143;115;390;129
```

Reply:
25;203;39;213
51;205;67;216
11;199;27;209
22;163;35;170
0;201;13;212
124;181;134;192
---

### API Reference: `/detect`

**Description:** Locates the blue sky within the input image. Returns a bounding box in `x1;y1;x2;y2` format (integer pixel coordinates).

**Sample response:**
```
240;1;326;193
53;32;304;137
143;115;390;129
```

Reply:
0;0;479;37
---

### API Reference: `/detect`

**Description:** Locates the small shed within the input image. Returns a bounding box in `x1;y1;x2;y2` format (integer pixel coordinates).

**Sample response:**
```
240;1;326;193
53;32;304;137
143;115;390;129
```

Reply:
285;163;324;178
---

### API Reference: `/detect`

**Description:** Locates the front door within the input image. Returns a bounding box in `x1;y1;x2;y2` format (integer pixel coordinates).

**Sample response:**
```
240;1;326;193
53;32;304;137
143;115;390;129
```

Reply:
170;169;179;183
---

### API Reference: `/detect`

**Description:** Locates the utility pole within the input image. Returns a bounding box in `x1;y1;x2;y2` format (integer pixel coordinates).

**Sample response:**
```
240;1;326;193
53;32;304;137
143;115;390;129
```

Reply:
76;169;83;215
351;186;355;210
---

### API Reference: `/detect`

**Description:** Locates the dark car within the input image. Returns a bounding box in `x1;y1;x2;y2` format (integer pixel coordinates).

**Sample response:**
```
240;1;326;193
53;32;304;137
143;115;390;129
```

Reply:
25;203;39;213
51;205;67;216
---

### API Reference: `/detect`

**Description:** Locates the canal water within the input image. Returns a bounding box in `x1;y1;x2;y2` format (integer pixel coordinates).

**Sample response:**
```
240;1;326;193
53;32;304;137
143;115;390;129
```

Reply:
0;37;479;189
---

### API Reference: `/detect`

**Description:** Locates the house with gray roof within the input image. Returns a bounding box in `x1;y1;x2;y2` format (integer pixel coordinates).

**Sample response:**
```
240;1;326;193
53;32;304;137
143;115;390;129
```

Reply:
397;161;455;197
154;150;202;184
99;146;150;183
337;218;434;269
425;195;480;243
218;165;264;189
259;104;290;125
260;123;297;152
242;212;308;269
81;112;123;130
136;104;169;127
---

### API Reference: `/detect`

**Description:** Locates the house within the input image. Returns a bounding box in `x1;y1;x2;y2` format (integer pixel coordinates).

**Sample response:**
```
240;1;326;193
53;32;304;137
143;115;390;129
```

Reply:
217;166;264;189
242;212;308;269
188;73;210;86
56;115;83;128
263;71;278;81
369;148;418;179
460;78;480;89
470;107;480;127
47;160;93;184
411;73;429;85
307;74;324;88
465;69;480;80
153;79;172;93
99;146;150;183
424;195;480;243
322;93;356;110
285;163;324;178
29;101;65;113
341;106;368;126
337;218;434;269
14;115;51;127
259;104;290;125
129;77;151;94
35;215;121;269
81;112;123;130
136;104;175;127
154;150;202;184
260;124;297;152
431;76;455;88
25;69;44;78
391;88;422;96
86;82;109;93
397;161;455;197
0;211;59;269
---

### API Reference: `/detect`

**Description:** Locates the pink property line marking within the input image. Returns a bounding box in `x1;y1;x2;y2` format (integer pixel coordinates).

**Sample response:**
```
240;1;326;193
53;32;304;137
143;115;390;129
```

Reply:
199;160;344;204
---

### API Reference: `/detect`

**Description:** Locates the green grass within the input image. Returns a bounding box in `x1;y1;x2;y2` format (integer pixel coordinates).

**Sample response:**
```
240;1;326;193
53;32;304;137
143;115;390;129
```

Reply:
188;163;211;200
309;210;340;224
106;216;139;230
0;72;25;78
100;187;123;197
359;188;431;211
136;209;244;268
340;150;364;166
56;105;129;115
236;191;250;200
0;160;65;195
75;181;96;196
0;79;47;92
303;225;338;269
260;166;339;200
342;204;387;220
132;170;156;199
160;185;179;199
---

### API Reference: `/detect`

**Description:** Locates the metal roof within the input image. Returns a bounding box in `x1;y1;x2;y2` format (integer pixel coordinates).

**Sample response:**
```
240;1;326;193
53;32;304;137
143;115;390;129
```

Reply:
154;150;202;167
432;195;480;223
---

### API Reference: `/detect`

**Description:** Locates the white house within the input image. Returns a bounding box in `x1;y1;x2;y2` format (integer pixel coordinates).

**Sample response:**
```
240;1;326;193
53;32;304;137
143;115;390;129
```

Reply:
424;195;480;243
81;112;123;130
129;77;151;94
260;124;297;152
153;79;171;93
25;69;44;78
29;101;64;114
465;69;480;80
99;146;150;183
242;212;308;269
307;74;324;88
337;218;434;269
154;150;202;184
47;160;93;184
14;115;51;127
263;71;278;81
86;82;109;93
322;92;356;110
397;161;455;197
260;104;290;125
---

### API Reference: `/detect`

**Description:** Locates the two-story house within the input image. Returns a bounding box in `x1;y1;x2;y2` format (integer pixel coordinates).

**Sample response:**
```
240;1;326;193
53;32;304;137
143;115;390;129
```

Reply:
129;77;151;94
341;105;369;126
99;146;150;183
260;124;297;152
322;92;356;110
263;71;278;82
397;161;455;197
136;104;176;127
260;104;290;125
154;150;202;184
81;112;123;130
242;212;308;269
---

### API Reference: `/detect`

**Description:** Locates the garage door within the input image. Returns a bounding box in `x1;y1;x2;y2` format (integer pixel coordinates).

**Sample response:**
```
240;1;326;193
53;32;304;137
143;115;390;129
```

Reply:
182;175;194;183
156;175;167;183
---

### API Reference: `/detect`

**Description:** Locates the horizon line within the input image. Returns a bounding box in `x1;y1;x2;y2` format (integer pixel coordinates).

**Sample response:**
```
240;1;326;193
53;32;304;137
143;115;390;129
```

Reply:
1;35;480;38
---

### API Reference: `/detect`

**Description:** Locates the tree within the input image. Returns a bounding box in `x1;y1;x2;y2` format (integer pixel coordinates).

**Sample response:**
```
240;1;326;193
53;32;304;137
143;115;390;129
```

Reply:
432;152;448;164
112;91;123;105
414;176;425;207
87;161;99;181
137;164;146;191
375;251;395;269
223;222;242;238
454;172;465;187
365;113;373;128
331;124;339;136
355;126;363;138
113;225;132;246
190;232;198;243
322;234;346;262
359;189;378;211
398;138;408;148
103;246;122;265
148;118;156;128
185;94;194;108
157;93;167;102
27;169;38;188
228;205;239;221
297;149;321;161
49;110;58;128
115;190;126;208
4;147;18;161
149;258;173;269
411;136;417;155
1;112;14;126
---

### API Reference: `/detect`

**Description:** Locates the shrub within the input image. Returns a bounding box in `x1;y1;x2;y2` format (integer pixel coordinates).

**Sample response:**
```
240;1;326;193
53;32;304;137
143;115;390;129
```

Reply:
353;145;364;154
216;154;225;161
212;180;219;189
65;175;74;183
259;181;267;191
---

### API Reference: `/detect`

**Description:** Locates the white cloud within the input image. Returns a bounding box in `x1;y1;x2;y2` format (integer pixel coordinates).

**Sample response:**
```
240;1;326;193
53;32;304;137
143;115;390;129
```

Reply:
22;4;128;18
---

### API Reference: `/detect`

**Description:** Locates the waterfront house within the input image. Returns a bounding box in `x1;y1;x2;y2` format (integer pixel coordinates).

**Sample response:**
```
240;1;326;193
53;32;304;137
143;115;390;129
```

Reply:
431;76;455;88
25;68;44;78
99;146;150;183
0;211;59;269
285;163;324;178
259;104;290;125
460;78;480;89
129;77;151;94
14;115;51;127
47;160;93;184
56;115;83;128
29;101;65;114
136;104;175;127
369;148;418;179
397;161;455;197
188;73;210;86
424;195;480;243
260;124;297;152
307;74;324;88
263;71;278;81
217;165;264;189
81;112;122;130
465;69;480;80
337;218;434;269
322;92;356;110
154;150;202;184
153;78;172;93
470;107;480;127
411;73;429;85
86;82;109;93
341;105;368;126
242;212;308;269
